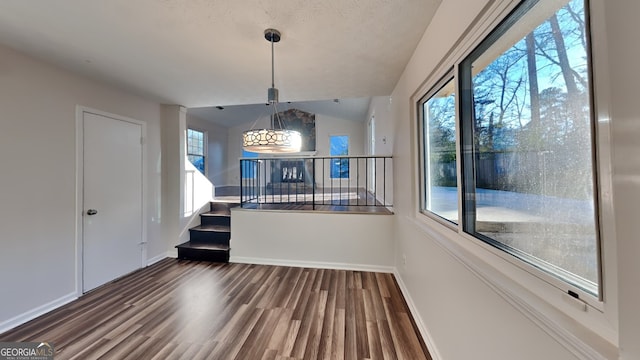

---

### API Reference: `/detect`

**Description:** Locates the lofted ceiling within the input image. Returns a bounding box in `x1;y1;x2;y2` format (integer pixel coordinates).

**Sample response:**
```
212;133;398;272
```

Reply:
0;0;440;116
189;97;373;127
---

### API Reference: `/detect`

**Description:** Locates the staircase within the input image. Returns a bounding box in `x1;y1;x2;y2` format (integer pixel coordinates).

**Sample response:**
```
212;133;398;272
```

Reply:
176;201;239;263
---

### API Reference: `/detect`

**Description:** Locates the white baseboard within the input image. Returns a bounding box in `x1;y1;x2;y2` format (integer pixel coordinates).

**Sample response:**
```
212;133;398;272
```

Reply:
393;269;442;360
147;253;167;266
230;256;394;273
0;293;77;334
167;248;178;258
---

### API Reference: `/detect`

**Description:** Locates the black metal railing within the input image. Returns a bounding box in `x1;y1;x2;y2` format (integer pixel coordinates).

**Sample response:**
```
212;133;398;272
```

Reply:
240;155;392;210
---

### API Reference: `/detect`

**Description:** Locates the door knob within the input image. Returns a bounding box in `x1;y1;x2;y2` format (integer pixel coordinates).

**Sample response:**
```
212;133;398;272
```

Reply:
87;209;98;216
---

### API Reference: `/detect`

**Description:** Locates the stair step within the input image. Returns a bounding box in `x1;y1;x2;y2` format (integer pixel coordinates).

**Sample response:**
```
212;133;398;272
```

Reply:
181;201;237;262
210;201;240;215
189;225;231;244
175;241;230;263
200;212;231;226
205;209;232;216
201;211;230;218
190;224;230;233
176;242;229;251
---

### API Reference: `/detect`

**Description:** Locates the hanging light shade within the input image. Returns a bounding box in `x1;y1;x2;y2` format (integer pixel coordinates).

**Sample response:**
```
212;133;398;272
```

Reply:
242;128;302;153
242;29;302;154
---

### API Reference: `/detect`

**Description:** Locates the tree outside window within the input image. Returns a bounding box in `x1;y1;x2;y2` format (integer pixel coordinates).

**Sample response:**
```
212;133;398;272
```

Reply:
458;0;598;294
420;76;457;224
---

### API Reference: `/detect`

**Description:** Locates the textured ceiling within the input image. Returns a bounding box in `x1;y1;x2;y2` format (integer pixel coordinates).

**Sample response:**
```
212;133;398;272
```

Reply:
0;0;440;108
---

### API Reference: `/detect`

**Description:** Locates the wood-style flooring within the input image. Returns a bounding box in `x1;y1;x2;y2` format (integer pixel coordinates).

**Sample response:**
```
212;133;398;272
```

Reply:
0;259;431;360
239;203;393;214
217;187;394;215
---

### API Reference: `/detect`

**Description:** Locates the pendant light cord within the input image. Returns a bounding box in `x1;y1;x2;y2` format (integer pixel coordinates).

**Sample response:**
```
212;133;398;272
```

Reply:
270;35;286;131
271;37;275;89
248;29;286;132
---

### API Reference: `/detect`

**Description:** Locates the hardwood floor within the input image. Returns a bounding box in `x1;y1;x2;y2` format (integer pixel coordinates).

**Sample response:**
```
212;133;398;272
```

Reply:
217;186;394;214
0;259;431;360
239;203;393;214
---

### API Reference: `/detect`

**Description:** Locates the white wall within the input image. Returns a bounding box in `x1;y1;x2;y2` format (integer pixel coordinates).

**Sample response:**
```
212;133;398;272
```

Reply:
314;114;366;188
161;105;187;257
604;1;640;359
315;114;365;156
186;113;229;187
0;43;167;331
366;96;394;157
366;96;394;205
231;209;394;271
388;0;628;359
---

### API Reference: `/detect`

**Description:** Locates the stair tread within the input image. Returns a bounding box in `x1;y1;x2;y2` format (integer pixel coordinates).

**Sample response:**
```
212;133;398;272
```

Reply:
175;241;230;251
211;201;240;206
190;224;230;232
201;211;231;217
209;202;240;214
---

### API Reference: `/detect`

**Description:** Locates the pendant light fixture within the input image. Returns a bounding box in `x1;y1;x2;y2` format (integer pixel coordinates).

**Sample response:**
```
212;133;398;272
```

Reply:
242;29;302;154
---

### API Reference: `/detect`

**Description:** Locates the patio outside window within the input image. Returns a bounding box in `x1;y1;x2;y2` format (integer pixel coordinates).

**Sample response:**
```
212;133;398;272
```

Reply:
459;0;598;295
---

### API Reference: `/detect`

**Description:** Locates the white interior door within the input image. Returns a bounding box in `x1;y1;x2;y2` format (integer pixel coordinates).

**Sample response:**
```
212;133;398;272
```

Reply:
83;112;143;292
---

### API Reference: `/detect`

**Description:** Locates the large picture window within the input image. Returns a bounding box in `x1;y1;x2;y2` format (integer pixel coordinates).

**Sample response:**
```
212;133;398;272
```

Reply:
187;128;206;175
419;75;458;223
459;0;598;295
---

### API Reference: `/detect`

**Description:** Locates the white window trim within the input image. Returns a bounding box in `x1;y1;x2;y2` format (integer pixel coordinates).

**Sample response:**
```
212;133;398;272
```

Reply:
187;127;207;177
417;71;460;231
410;0;618;357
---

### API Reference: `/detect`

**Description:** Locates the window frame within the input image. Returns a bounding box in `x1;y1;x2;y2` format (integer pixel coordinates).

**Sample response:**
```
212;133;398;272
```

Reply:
186;127;207;176
459;0;602;303
417;70;459;228
414;0;615;317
